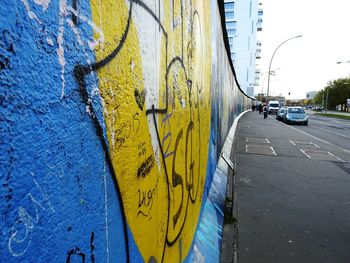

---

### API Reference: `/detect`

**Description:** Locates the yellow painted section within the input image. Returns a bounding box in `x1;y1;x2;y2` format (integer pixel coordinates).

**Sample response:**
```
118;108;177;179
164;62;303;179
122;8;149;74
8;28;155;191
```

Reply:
90;0;211;261
159;1;212;261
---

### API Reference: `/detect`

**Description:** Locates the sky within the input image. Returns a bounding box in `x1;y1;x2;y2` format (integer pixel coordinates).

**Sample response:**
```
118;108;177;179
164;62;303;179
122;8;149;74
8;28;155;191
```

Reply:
257;0;350;99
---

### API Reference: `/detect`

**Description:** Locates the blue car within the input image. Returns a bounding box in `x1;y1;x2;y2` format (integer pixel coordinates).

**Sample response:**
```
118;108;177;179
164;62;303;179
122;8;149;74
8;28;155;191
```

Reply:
283;107;308;125
276;108;286;121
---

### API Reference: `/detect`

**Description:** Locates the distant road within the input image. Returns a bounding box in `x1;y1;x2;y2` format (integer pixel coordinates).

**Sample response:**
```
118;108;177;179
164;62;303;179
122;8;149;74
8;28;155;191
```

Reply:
291;111;350;159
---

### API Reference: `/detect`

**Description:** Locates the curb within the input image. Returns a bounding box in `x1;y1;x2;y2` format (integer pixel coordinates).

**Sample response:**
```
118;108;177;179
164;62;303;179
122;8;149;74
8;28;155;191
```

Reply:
220;110;250;263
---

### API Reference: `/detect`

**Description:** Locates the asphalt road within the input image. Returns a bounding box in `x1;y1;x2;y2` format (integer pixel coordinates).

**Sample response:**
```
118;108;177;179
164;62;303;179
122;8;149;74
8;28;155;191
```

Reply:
235;111;350;263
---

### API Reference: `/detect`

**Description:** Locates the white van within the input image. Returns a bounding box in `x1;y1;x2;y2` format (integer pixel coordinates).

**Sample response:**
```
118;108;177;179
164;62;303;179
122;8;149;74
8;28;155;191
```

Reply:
268;101;280;114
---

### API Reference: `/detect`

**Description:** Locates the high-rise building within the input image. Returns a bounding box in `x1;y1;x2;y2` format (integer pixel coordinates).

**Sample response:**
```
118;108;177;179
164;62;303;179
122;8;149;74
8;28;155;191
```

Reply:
224;0;263;97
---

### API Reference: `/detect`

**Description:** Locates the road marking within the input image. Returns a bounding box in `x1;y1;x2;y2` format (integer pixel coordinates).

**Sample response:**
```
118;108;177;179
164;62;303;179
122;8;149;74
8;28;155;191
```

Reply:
328;152;345;162
286;125;350;155
246;137;270;144
300;149;312;159
289;140;320;148
246;144;277;156
300;149;345;162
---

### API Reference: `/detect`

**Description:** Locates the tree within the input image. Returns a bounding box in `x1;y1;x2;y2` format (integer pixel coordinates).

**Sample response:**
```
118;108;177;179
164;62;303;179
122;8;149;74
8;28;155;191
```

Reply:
314;77;350;111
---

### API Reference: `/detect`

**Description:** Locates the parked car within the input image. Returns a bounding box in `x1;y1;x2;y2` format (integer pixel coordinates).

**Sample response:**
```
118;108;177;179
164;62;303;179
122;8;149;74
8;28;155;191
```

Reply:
268;100;280;114
276;108;286;121
283;107;308;125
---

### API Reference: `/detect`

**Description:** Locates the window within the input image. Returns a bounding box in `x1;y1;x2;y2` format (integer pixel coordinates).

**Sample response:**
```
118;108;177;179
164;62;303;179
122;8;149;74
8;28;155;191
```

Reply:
228;37;233;45
288;108;305;113
251;21;254;33
226;21;236;29
227;29;236;36
231;53;236;62
224;2;234;10
225;11;234;19
258;10;263;16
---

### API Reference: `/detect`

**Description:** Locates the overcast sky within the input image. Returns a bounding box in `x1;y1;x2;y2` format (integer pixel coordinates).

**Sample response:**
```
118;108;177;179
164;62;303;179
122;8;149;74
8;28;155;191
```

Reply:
257;0;350;99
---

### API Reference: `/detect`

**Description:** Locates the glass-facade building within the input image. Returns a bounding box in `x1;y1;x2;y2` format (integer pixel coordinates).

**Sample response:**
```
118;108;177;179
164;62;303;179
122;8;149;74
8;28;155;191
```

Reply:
224;0;263;97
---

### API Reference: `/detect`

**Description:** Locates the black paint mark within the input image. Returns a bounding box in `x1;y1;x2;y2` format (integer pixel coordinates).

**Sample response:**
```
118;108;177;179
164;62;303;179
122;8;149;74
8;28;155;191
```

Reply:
138;188;155;209
185;121;194;192
133;112;140;132
114;121;132;149
0;30;15;71
66;248;86;263
90;232;95;263
0;30;15;53
72;0;78;25
134;88;145;110
0;55;10;70
65;232;95;263
137;154;155;178
137;210;151;219
171;129;184;227
138;142;146;157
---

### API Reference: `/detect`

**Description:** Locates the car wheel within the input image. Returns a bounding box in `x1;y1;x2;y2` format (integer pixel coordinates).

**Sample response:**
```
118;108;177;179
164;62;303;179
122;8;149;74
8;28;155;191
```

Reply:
304;121;308;126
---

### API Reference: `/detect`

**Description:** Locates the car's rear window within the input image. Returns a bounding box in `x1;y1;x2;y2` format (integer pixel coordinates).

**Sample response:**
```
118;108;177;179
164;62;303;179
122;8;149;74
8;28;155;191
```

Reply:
288;108;305;113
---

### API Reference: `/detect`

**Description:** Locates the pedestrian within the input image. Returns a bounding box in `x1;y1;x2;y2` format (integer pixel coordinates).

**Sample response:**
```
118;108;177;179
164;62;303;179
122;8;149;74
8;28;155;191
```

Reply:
263;104;268;119
258;104;263;114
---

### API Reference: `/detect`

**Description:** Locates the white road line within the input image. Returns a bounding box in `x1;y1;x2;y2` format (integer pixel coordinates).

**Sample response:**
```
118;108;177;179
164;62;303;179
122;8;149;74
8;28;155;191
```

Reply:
314;126;350;140
270;146;277;156
300;149;312;159
289;140;320;148
289;140;296;146
286;125;350;155
312;143;320;148
327;152;345;162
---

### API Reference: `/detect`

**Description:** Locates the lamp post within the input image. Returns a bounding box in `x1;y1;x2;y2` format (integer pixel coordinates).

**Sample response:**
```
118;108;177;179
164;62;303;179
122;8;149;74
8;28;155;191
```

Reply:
267;35;303;98
337;60;350;64
261;68;280;95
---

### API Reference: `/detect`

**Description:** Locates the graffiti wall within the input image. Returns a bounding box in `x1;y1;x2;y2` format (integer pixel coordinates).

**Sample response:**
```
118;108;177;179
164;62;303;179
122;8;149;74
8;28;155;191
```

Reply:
0;0;253;262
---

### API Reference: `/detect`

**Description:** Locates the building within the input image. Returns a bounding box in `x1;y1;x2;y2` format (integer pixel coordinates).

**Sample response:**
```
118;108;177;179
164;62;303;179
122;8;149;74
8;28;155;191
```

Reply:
306;91;317;100
224;0;263;97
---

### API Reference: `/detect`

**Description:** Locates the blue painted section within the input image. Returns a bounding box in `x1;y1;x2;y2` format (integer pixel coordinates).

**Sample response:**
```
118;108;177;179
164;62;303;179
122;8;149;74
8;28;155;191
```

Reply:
0;2;127;262
185;148;227;262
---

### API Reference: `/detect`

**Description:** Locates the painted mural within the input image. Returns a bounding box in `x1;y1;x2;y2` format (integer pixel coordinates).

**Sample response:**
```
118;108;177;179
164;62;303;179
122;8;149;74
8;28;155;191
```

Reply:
0;0;253;262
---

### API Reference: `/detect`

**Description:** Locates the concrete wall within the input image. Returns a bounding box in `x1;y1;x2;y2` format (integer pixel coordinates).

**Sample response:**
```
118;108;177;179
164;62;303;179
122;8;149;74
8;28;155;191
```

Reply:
0;1;253;262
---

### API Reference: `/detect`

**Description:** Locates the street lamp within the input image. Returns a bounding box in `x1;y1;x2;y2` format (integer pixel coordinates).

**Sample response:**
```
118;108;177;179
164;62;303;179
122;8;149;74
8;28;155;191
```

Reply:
267;35;303;97
337;60;350;64
261;68;281;95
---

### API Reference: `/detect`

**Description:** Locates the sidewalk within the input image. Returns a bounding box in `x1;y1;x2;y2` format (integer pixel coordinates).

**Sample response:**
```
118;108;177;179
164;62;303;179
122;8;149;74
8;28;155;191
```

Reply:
221;110;350;263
